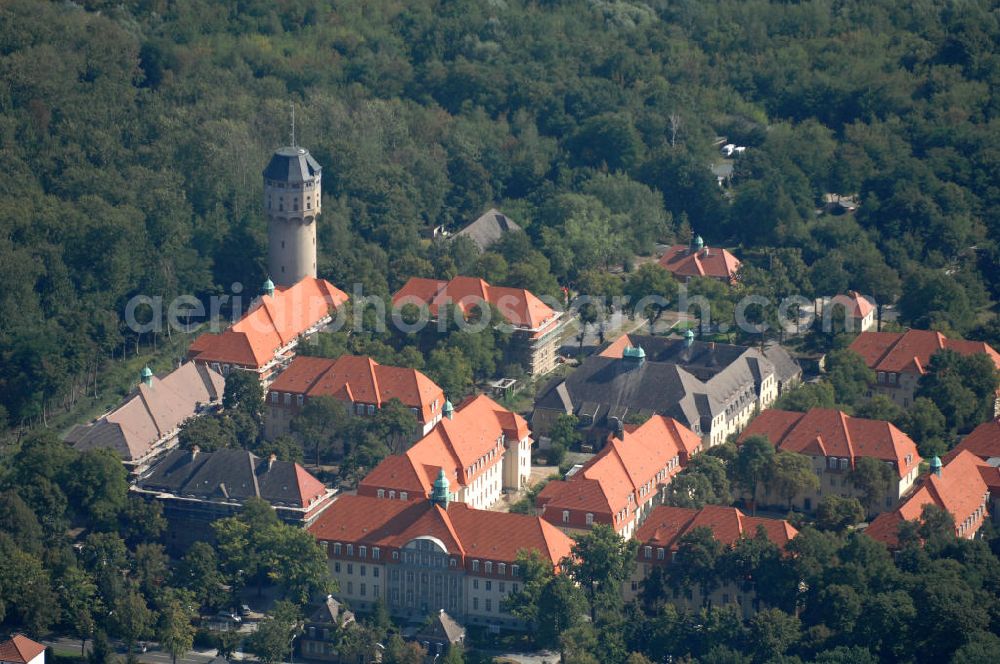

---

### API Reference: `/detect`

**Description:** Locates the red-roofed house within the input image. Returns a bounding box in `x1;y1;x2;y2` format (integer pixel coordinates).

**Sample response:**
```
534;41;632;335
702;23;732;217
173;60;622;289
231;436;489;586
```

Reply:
739;408;922;514
264;355;445;441
657;236;741;285
0;635;45;664
358;395;532;509
535;416;703;538
188;277;349;384
392;276;563;375
625;505;797;616
946;418;1000;465
866;450;992;549
308;493;573;629
848;329;1000;410
816;291;876;332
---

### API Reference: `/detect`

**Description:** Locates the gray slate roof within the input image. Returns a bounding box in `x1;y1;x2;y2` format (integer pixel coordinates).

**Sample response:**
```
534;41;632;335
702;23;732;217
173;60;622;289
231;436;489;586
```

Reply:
535;335;800;432
415;610;465;644
308;596;355;626
453;208;521;251
137;447;314;507
262;146;322;182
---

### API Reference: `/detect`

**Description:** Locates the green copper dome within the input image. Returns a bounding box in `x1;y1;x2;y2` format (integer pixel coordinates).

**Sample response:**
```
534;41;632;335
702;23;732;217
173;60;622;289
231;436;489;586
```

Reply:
263;277;275;297
443;399;454;419
930;455;942;476
623;345;646;360
432;468;450;508
141;365;153;387
693;235;704;250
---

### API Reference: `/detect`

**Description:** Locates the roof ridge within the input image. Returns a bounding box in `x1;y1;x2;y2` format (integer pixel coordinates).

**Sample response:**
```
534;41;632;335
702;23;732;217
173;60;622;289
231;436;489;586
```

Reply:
135;385;165;440
249;451;261;498
368;357;382;406
839;410;856;462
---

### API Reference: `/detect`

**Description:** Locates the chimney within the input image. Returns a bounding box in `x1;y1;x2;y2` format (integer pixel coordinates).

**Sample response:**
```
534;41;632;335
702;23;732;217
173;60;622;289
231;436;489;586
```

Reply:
190;445;200;461
268;453;277;471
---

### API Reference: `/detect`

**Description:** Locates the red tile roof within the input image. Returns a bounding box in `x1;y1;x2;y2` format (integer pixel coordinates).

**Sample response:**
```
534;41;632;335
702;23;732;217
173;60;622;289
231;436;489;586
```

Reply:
848;329;1000;375
309;495;573;567
0;635;45;664
867;450;991;548
829;291;875;319
392;275;559;331
191;277;349;369
537;416;700;531
658;245;741;283
740;408;921;478
268;355;443;422
945;418;1000;463
359;395;529;498
635;505;797;553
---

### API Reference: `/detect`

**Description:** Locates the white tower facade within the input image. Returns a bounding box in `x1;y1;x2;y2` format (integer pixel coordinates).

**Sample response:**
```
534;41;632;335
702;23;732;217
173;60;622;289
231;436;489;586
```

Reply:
263;146;322;287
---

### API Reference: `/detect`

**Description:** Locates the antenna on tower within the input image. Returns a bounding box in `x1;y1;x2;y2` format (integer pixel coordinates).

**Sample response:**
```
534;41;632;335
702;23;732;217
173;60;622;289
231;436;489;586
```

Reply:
290;102;296;148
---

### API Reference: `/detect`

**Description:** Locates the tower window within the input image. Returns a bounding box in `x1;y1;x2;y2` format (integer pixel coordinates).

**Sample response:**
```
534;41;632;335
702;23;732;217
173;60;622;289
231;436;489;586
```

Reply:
293;200;299;211
306;200;311;210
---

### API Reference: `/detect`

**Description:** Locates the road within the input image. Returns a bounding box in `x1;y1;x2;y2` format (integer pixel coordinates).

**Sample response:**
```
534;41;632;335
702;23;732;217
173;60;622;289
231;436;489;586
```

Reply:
43;636;221;664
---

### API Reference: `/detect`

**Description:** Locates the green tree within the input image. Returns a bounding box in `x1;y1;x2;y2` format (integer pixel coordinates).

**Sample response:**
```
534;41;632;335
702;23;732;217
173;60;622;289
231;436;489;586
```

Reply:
64;448;128;529
815;495;865;532
768;450;819;510
773;381;837;412
172;541;225;610
624;264;678;331
248;601;301;664
904;396;949;458
664;455;731;508
548;413;581;464
157;591;196;664
669;526;723;609
825;349;874;407
851;456;895;518
119;496;166;547
59;566;101;655
564;524;637;622
111;587;155;663
177;414;237;452
290;395;349;465
733;436;775;514
223;370;264;421
747;607;800;662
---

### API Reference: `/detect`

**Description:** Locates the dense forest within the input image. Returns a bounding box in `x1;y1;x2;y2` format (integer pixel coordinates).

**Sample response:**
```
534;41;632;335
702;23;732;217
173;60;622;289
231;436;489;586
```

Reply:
2;0;1000;434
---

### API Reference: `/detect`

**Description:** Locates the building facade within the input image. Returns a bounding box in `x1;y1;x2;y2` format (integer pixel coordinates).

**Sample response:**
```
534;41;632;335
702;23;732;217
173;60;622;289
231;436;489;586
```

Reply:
187;276;349;384
133;447;336;553
65;363;224;474
849;329;1000;410
535;415;702;539
308;493;573;629
658;236;741;284
392;276;564;375
264;354;445;441
358;395;532;509
739;408;922;514
532;333;800;449
625;505;797;618
867;450;995;548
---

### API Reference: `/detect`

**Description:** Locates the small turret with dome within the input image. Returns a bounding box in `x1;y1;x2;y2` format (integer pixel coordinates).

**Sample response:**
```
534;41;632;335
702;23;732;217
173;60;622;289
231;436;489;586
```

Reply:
431;468;450;508
140;365;153;388
684;328;695;347
930;455;943;477
691;234;704;252
443;399;454;420
263;276;275;298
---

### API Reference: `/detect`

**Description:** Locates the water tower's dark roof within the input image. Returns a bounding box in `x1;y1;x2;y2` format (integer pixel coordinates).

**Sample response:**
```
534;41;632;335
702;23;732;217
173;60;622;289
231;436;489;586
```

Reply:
263;146;322;182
